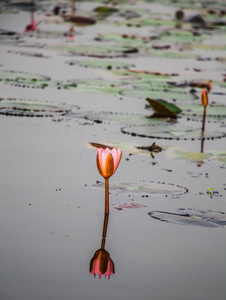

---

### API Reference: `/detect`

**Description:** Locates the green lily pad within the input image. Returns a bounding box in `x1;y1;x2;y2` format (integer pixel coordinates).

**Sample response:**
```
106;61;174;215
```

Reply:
0;70;75;90
119;18;176;28
121;124;226;140
96;33;152;47
67;79;122;95
51;44;139;58
121;88;196;101
0;70;52;89
148;209;226;228
66;59;134;70
6;2;40;12
146;99;182;118
90;181;188;197
0;98;73;117
94;6;118;16
181;103;226;122
159;29;207;44
165;146;226;164
85;112;173;125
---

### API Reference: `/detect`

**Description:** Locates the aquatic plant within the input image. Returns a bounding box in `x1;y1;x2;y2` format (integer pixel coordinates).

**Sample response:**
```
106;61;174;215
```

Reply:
96;147;122;214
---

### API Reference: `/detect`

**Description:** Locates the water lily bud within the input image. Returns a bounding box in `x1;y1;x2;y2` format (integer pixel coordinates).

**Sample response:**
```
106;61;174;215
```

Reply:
201;89;208;107
96;147;122;179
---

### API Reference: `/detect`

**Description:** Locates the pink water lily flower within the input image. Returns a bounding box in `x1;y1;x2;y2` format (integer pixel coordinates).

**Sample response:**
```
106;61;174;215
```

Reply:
90;249;115;279
96;147;122;179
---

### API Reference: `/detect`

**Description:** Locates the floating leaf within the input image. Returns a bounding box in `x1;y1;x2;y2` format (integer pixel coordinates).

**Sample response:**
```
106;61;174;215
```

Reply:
85;112;172;125
94;6;118;16
181;103;226;121
6;2;40;12
51;44;139;58
165;146;226;164
121;88;196;101
62;15;96;25
90;181;188;197
66;59;134;70
121;124;226;140
0;98;72;117
146;98;182;118
148;209;226;228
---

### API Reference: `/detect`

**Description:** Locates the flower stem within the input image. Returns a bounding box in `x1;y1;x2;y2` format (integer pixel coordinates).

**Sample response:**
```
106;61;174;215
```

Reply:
105;178;109;215
202;106;207;132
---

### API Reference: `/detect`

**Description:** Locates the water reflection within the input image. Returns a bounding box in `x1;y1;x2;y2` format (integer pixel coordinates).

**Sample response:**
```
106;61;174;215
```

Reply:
89;213;115;279
24;11;38;32
200;136;205;153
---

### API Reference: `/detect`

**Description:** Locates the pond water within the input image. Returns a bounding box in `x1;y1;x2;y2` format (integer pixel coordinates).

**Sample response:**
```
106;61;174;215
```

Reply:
0;1;226;300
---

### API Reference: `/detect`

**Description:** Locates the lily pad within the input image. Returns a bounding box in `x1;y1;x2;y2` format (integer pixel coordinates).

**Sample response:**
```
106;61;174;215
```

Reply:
51;44;139;58
148;209;226;228
94;6;118;16
90;181;188;197
6;2;40;12
66;59;134;70
62;15;96;26
165;146;226;164
0;70;73;90
0;98;74;117
121;124;226;140
181;103;226;122
146;99;182;118
0;70;51;88
120;88;197;101
159;29;207;44
85;112;173;126
96;33;152;47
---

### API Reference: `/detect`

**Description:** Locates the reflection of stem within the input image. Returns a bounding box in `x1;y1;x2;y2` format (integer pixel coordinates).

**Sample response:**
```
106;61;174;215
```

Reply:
101;213;109;249
30;11;34;24
71;0;76;15
105;178;109;215
202;106;207;132
200;137;204;153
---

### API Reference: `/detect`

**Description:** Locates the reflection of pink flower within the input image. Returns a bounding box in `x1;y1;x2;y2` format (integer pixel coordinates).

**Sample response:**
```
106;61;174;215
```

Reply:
96;147;122;179
24;20;38;32
90;249;115;279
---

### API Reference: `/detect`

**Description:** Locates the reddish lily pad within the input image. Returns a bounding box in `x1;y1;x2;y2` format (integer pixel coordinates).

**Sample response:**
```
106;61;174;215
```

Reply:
62;15;96;25
148;209;226;228
115;203;147;210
